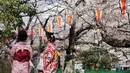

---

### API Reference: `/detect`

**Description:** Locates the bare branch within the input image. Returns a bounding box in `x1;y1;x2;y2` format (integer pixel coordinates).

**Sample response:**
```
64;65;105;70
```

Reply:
119;49;128;59
75;0;86;7
21;6;57;17
76;30;88;41
76;24;95;37
36;15;51;32
55;36;69;41
25;16;34;30
112;47;128;59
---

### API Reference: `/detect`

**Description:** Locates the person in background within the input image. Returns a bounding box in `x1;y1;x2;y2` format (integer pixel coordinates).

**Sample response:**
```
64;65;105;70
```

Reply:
116;65;121;71
37;48;44;73
37;37;48;73
43;32;60;73
10;30;33;73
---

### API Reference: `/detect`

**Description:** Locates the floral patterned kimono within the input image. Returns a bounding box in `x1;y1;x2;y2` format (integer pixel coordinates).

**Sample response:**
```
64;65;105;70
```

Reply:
43;43;58;73
10;42;33;73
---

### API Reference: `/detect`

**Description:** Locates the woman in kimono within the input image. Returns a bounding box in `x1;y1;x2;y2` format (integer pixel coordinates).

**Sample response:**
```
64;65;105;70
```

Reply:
10;30;33;73
43;32;59;73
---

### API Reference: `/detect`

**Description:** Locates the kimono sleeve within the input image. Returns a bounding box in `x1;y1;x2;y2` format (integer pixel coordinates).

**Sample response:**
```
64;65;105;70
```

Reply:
28;45;32;59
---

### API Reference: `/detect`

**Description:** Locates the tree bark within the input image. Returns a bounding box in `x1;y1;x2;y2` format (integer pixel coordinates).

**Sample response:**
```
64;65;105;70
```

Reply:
67;24;75;55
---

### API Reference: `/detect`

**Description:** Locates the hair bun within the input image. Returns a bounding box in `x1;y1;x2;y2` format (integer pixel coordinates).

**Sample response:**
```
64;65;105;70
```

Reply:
46;32;55;42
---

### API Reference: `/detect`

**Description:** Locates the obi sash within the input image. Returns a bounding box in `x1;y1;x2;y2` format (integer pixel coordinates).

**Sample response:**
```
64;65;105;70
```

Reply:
13;49;30;62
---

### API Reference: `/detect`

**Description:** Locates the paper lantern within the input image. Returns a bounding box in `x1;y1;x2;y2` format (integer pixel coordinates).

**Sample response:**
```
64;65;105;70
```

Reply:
121;0;126;14
68;14;73;25
30;29;35;40
121;0;126;19
57;17;62;28
39;27;43;39
48;24;52;32
96;9;101;23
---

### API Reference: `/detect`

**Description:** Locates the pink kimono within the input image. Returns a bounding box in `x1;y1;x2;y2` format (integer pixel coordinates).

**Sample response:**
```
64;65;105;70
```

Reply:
43;43;58;73
10;42;33;73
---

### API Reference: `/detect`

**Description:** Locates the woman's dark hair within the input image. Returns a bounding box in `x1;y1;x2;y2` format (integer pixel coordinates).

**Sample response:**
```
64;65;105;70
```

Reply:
46;32;55;43
18;30;28;42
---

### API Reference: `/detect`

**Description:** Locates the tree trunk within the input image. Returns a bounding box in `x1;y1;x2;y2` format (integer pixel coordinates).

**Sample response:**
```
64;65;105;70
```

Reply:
67;24;75;55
